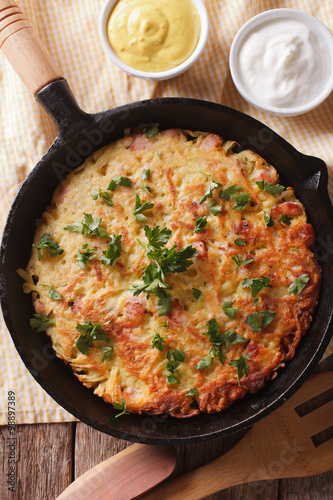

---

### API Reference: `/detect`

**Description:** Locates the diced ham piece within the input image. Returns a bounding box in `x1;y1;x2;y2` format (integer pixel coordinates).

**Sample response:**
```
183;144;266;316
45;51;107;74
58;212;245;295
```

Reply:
129;134;150;151
125;296;146;317
167;300;186;327
257;169;274;183
34;299;46;314
192;241;207;259
297;223;315;246
160;129;180;139
200;134;223;150
272;202;301;218
54;184;68;204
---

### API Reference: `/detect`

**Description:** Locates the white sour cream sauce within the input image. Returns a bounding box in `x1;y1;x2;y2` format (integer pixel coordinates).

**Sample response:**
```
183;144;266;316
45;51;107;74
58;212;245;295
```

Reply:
237;19;330;108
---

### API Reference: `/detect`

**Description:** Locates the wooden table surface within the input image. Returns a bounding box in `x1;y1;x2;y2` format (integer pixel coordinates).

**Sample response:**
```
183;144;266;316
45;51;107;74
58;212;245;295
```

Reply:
1;355;332;500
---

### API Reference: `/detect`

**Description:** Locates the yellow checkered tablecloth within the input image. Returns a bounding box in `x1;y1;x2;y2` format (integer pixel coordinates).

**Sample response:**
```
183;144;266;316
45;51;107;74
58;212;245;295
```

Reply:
0;0;332;424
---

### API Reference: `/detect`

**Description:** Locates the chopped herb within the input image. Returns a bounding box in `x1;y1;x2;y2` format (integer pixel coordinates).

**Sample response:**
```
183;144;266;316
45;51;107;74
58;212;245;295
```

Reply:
222;301;239;319
194;355;214;370
39;284;62;300
141;169;151;180
194;217;208;233
29;313;55;332
245;311;276;331
234;237;247;247
230;354;251;386
256;180;285;197
263;211;275;227
166;349;185;384
160;322;169;329
242;276;272;298
77;243;96;269
114;399;129;418
192;288;203;301
100;234;122;267
208;200;223;215
151;333;167;351
140;184;153;196
291;248;299;252
280;214;291;226
144;122;159;138
132;194;154;222
201;318;246;366
288;274;310;296
64;213;109;238
92;189;114;206
101;346;113;362
75;318;110;355
253;297;260;306
199;173;223;204
107;175;132;191
33;233;64;260
157;152;162;159
232;255;254;270
233;193;251;211
130;225;197;315
185;388;199;397
219;184;243;201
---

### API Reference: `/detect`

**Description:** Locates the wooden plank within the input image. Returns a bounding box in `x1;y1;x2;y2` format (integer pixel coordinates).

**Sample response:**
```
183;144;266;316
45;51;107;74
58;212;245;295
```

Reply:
0;422;73;500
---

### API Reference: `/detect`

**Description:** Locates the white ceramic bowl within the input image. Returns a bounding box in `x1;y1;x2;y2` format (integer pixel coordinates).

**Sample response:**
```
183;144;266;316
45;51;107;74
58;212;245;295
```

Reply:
99;0;209;80
229;9;333;116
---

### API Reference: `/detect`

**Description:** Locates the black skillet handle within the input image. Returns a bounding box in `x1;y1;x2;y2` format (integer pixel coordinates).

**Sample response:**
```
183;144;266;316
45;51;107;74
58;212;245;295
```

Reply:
0;0;93;136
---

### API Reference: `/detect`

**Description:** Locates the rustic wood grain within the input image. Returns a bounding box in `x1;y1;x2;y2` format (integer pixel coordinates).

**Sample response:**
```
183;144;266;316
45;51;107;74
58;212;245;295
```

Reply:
0;423;72;500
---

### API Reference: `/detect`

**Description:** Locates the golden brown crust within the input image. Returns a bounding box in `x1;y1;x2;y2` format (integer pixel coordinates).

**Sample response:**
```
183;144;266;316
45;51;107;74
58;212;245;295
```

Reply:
21;128;321;418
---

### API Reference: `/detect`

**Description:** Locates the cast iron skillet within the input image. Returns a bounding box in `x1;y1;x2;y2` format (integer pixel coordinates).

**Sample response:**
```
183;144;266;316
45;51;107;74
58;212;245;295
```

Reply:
1;2;333;445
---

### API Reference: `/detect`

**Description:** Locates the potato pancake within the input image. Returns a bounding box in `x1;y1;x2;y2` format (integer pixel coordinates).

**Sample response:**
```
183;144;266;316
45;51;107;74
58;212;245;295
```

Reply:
20;127;321;418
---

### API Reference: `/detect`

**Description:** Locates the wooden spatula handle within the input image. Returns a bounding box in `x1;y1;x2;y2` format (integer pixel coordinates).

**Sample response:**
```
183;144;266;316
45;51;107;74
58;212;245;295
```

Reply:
0;0;62;95
56;443;176;500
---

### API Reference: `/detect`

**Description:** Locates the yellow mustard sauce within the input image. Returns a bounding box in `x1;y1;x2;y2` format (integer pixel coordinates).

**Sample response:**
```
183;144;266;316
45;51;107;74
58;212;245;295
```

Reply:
107;0;201;72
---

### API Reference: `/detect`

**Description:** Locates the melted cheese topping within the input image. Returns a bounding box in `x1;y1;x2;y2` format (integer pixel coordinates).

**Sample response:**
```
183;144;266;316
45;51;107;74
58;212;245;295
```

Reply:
22;129;321;418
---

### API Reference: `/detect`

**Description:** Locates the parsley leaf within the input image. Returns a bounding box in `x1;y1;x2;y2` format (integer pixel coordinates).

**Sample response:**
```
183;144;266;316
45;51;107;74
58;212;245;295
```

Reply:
280;214;291;226
245;311;276;331
230;354;251;386
33;233;64;260
141;169;151;180
199;173;223;204
233;193;251;211
222;301;239;318
256;180;285;196
92;189;114;206
288;274;310;296
75;318;110;355
185;388;199;397
39;284;62;300
263;211;275;227
131;226;197;315
133;194;154;222
201;319;246;366
29;313;55;332
242;276;272;298
144;123;159;138
151;333;167;351
64;213;109;238
77;243;96;269
192;288;203;301
100;234;122;267
234;237;247;247
219;184;243;201
194;217;208;233
208;201;223;216
107;176;132;191
194;355;214;370
166;349;185;384
140;184;153;196
101;346;113;362
232;255;254;270
114;399;129;418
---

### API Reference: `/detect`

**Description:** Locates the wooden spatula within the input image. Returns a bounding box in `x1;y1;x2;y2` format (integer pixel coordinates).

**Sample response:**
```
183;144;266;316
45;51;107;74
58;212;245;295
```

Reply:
141;371;333;500
56;444;176;500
